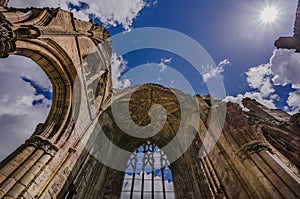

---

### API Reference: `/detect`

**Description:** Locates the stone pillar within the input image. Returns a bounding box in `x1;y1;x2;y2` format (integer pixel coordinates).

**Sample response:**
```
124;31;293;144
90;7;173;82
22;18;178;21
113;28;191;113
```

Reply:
206;102;300;199
0;136;58;198
233;140;300;198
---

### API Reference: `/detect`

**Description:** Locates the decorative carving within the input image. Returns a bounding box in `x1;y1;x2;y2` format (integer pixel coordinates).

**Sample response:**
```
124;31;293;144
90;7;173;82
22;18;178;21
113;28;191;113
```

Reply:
0;13;15;58
15;25;41;39
235;140;273;160
26;135;59;156
88;24;110;44
0;22;13;41
0;12;41;58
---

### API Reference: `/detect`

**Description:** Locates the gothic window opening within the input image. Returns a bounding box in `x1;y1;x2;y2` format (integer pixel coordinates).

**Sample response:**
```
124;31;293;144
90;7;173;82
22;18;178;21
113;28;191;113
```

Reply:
121;142;175;199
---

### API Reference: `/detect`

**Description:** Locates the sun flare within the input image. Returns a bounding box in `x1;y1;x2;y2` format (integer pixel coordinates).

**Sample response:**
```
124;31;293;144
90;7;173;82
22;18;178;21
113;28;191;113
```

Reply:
261;7;278;23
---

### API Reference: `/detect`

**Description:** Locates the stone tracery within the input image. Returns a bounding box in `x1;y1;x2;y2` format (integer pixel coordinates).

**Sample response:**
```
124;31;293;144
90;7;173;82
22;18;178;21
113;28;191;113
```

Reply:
0;1;299;198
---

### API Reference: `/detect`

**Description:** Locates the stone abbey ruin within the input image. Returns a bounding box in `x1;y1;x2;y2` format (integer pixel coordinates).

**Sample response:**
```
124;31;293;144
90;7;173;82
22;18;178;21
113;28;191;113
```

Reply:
0;0;300;198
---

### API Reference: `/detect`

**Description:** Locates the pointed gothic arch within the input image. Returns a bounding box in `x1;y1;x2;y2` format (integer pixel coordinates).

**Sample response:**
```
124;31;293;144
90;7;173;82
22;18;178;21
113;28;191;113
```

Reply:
0;3;300;199
0;6;113;198
121;142;175;199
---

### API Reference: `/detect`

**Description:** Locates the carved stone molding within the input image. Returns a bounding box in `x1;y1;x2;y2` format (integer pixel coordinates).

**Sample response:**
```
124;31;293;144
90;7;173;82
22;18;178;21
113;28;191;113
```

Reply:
0;20;12;41
88;24;110;44
235;140;273;160
15;25;41;39
26;135;59;156
0;11;42;58
0;13;15;58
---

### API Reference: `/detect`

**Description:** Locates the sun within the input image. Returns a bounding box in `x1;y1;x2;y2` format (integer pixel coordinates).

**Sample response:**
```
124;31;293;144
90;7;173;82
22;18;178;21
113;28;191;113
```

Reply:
260;7;278;23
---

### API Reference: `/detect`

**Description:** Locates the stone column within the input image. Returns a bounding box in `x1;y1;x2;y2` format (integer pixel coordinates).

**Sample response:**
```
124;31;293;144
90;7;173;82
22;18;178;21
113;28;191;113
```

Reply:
0;136;58;198
235;140;300;198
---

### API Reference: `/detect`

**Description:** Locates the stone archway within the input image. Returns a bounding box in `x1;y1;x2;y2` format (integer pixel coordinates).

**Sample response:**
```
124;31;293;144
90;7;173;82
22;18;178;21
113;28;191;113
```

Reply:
1;3;300;199
0;6;112;198
66;82;300;199
13;39;75;141
66;84;224;199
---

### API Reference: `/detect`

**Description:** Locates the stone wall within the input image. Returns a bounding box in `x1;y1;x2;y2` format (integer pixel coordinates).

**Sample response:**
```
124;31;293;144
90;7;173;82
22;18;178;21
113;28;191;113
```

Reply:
0;4;300;199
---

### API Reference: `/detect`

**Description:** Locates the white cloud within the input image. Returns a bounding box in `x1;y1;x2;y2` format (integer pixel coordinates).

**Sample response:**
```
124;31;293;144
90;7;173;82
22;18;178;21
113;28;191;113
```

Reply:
111;53;131;89
224;61;277;111
159;58;172;73
9;0;65;8
270;94;279;100
266;49;300;113
270;49;300;89
224;49;300;112
162;57;172;63
201;59;229;83
218;59;230;67
159;63;167;73
284;106;289;112
243;92;276;109
169;79;175;87
224;91;276;111
286;92;300;114
202;65;224;83
0;56;52;91
223;94;250;112
259;78;275;98
246;64;275;98
9;0;154;30
0;55;51;161
246;64;269;89
69;9;90;21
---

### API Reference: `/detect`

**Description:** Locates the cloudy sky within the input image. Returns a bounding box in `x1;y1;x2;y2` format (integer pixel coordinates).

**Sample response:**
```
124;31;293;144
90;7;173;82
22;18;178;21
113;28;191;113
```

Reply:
0;56;51;160
0;0;299;161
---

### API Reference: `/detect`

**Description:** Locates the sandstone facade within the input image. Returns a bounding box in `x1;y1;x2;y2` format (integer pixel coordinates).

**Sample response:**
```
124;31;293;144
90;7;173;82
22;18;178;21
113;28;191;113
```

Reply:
0;3;299;199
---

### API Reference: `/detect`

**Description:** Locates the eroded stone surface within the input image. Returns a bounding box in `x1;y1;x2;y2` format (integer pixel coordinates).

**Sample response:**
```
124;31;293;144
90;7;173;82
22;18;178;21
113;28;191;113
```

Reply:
0;4;300;199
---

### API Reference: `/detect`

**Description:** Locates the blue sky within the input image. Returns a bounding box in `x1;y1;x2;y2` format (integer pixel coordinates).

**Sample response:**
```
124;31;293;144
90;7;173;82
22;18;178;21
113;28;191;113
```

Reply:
21;76;52;107
67;0;299;112
1;0;300;160
6;0;300;112
0;2;299;196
